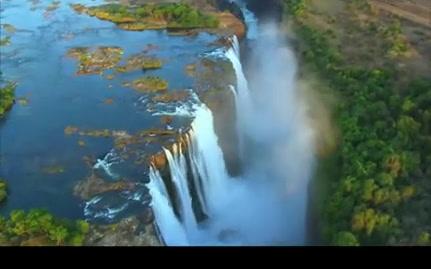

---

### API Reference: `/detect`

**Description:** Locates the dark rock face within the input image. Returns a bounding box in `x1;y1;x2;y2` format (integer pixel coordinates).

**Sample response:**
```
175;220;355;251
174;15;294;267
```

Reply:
137;208;155;225
193;57;242;177
244;0;283;22
201;88;242;176
214;0;245;21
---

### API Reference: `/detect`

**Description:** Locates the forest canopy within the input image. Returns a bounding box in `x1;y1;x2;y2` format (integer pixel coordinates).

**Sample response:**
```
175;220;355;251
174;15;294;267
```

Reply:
284;0;431;246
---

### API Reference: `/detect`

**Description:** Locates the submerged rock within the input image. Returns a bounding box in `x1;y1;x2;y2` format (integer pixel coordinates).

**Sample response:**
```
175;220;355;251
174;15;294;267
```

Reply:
42;165;65;174
64;125;79;135
16;97;29;106
45;1;60;12
73;174;136;200
78;129;112;138
151;90;189;103
103;98;114;105
78;140;86;147
142;44;159;54
1;24;16;34
185;63;197;77
104;74;115;80
0;37;11;47
116;54;162;73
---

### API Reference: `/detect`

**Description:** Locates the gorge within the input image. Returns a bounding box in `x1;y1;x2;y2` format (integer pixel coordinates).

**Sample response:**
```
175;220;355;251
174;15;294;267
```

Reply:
147;1;316;246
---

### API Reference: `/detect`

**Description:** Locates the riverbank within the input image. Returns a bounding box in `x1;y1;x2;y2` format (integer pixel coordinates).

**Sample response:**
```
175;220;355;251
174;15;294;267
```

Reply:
284;0;431;246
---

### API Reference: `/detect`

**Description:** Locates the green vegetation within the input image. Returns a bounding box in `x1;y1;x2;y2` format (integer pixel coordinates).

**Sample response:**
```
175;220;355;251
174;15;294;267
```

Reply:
42;165;65;175
0;209;90;246
116;55;163;73
0;36;11;46
46;0;60;12
142;58;163;70
1;24;16;34
67;46;124;75
0;179;7;204
284;0;431;246
73;3;219;31
130;76;168;92
0;82;16;118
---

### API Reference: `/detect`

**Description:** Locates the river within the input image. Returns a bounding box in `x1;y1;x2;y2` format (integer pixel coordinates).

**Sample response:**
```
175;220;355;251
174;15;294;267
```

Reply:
0;0;316;246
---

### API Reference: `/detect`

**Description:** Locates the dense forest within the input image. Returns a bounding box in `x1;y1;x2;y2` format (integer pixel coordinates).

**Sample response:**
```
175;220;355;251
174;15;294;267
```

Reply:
284;0;431;246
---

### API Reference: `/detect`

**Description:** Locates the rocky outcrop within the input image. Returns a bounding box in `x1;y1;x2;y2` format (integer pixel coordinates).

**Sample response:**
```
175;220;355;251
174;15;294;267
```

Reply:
73;174;136;200
212;11;246;40
85;215;161;246
67;47;124;75
127;76;168;92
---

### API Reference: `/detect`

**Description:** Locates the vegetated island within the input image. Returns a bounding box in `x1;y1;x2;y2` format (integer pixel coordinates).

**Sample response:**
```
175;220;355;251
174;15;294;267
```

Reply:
71;2;245;38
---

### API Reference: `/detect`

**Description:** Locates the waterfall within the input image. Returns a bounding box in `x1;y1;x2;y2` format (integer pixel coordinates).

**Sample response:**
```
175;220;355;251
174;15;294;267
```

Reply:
229;0;259;40
147;166;189;246
163;144;198;234
224;36;253;158
185;132;207;216
147;18;315;246
146;102;233;245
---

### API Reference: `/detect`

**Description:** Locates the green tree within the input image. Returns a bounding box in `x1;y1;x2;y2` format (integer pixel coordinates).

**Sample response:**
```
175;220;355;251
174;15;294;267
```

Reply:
334;231;360;246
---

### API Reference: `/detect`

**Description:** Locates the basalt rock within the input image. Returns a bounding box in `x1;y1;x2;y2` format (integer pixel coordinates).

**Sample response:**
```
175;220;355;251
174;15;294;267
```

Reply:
85;216;161;246
116;54;162;73
136;207;155;225
151;90;189;103
149;151;167;171
42;165;65;174
67;46;124;75
128;76;168;92
73;174;136;200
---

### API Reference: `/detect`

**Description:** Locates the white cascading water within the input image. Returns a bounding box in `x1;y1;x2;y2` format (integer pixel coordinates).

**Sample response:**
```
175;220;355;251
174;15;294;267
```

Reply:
163;144;198;235
147;166;189;246
229;0;259;40
147;102;239;245
225;36;253;158
93;149;122;179
147;11;316;245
